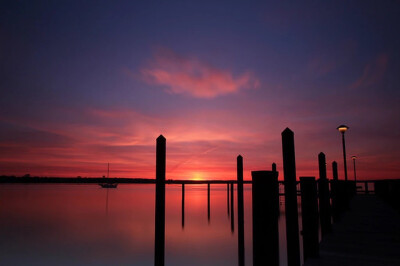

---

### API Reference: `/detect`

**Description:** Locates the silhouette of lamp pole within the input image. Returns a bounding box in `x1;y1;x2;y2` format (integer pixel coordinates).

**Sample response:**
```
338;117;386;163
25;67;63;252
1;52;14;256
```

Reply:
337;125;349;181
351;156;357;182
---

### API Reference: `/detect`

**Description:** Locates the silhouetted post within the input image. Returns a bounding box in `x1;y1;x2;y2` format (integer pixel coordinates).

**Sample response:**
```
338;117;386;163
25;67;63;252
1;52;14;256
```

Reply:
332;161;338;180
318;152;332;236
227;183;230;216
252;171;279;266
281;128;300;266
155;135;166;266
351;156;357;182
237;155;245;266
331;161;339;222
231;182;235;233
331;155;349;211
272;163;279;216
182;183;185;229
300;177;319;261
318;152;327;180
208;182;210;223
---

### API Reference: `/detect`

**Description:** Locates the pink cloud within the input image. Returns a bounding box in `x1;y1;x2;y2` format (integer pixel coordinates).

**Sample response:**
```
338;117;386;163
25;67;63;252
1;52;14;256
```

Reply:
350;53;388;89
141;48;259;98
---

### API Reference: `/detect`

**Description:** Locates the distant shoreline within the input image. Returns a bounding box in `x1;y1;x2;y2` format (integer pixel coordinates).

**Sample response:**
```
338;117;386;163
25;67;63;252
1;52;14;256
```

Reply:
0;176;155;184
0;176;240;184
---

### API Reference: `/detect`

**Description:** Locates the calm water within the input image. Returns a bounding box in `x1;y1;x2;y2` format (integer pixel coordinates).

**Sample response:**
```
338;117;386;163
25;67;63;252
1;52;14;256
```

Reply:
0;184;303;265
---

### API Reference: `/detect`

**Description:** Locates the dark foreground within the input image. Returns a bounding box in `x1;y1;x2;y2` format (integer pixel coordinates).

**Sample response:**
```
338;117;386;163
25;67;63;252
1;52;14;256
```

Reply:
305;195;400;266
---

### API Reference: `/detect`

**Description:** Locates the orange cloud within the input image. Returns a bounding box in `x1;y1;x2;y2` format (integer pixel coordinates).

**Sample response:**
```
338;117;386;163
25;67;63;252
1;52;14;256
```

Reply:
141;48;259;98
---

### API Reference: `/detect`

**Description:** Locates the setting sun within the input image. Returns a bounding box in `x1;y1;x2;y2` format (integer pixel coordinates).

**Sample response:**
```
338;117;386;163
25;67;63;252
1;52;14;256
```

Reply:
192;172;204;181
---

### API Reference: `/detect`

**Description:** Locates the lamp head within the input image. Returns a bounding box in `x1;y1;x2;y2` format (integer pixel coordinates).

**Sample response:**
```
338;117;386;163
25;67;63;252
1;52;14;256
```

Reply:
337;125;349;133
351;156;357;160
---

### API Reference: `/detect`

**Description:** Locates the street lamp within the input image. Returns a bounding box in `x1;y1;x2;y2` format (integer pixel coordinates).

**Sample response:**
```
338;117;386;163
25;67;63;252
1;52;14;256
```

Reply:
337;125;349;181
351;156;357;182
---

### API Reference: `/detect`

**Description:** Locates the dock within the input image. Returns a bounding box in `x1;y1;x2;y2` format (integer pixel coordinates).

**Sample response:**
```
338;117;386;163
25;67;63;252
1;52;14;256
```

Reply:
304;194;400;266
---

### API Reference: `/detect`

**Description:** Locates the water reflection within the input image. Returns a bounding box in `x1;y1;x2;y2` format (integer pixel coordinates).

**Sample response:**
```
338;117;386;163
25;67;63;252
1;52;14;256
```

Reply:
207;183;211;223
227;183;230;217
230;183;235;233
181;184;185;229
0;184;155;265
0;184;299;266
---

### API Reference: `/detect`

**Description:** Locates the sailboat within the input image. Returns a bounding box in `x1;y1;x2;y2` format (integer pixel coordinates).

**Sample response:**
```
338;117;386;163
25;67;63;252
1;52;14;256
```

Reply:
99;163;118;188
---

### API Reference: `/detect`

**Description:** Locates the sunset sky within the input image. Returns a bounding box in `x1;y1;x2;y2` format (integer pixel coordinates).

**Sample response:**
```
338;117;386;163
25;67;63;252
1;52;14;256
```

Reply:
1;0;399;180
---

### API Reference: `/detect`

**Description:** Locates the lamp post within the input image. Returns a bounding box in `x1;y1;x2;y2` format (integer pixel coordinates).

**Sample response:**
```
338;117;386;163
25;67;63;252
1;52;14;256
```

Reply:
351;156;357;182
337;125;349;181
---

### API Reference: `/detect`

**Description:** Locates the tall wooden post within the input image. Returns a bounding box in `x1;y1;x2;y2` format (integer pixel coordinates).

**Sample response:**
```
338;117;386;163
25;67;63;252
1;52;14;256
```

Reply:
282;128;300;266
300;177;319;261
155;135;166;266
252;171;279;266
332;161;338;180
331;161;339;222
237;155;245;266
318;152;332;236
318;152;327;180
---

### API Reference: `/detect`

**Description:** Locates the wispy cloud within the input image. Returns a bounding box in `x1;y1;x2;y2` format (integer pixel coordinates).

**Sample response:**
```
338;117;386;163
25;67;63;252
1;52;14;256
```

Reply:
350;53;388;89
141;48;259;98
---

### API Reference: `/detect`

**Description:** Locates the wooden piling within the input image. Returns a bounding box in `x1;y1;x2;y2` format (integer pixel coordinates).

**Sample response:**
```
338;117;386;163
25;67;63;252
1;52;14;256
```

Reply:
237;155;245;266
282;128;300;266
318;152;327;180
300;177;319;261
155;135;166;266
252;171;279;266
318;152;332;236
332;161;338;181
331;161;339;222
